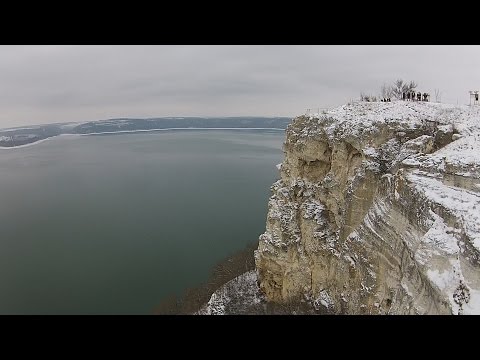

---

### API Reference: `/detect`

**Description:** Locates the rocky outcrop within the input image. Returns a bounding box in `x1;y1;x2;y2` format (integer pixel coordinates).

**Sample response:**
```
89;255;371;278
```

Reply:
197;271;265;315
255;101;480;314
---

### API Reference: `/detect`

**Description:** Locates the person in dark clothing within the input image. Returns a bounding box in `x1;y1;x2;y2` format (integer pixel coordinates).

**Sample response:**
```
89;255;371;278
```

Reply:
417;92;421;101
403;92;406;101
406;92;411;101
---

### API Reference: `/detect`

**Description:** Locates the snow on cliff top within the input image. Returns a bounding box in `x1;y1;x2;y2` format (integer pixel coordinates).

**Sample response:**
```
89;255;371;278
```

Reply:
294;101;480;148
312;101;479;130
298;101;480;171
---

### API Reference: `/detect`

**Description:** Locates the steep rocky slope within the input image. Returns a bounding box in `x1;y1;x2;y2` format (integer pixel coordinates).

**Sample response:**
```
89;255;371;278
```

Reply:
197;271;265;315
253;101;480;315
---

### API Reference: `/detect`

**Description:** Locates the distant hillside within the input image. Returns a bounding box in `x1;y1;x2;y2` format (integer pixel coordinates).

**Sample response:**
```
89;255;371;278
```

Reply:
0;117;291;148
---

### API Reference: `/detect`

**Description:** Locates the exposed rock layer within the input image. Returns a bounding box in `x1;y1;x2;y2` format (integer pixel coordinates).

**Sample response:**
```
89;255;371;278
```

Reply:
255;101;480;314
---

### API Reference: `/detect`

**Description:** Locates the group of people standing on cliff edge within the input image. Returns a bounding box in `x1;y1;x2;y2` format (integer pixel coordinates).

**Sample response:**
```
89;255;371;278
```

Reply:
403;91;430;102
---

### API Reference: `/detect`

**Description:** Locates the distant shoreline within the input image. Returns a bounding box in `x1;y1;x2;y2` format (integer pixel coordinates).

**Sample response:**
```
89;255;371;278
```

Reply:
0;134;78;150
0;127;286;150
80;127;286;135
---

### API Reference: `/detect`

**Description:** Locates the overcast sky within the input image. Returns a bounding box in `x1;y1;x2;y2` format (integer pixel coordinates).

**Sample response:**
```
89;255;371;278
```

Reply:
0;45;479;128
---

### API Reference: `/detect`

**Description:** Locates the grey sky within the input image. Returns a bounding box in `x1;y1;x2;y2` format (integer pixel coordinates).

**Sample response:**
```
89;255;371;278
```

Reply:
0;45;479;128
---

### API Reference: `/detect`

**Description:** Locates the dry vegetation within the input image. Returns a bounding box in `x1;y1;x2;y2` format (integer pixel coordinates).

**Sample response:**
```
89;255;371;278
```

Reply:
153;241;330;315
153;242;258;314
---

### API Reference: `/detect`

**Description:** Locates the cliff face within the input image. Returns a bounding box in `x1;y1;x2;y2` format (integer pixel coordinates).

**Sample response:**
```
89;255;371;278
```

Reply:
255;101;480;314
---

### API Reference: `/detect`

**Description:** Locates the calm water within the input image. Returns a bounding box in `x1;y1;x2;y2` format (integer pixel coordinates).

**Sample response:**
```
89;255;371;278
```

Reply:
0;130;284;314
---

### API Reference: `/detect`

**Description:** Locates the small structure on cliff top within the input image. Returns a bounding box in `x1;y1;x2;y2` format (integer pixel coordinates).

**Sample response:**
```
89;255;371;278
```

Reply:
470;90;479;106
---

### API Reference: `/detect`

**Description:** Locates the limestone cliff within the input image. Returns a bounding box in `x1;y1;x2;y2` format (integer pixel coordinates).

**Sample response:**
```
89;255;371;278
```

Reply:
254;101;480;315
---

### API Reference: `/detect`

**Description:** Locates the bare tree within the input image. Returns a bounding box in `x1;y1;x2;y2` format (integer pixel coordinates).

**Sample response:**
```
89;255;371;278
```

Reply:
360;92;378;102
390;79;418;99
434;89;442;102
380;83;393;99
390;79;404;99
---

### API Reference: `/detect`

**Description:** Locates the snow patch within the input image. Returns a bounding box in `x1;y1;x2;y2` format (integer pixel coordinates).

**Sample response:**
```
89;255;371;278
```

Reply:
197;271;265;315
421;212;459;255
313;290;334;310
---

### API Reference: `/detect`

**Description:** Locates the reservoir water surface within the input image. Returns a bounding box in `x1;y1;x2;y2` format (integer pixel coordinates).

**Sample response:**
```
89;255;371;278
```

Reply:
0;130;284;314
